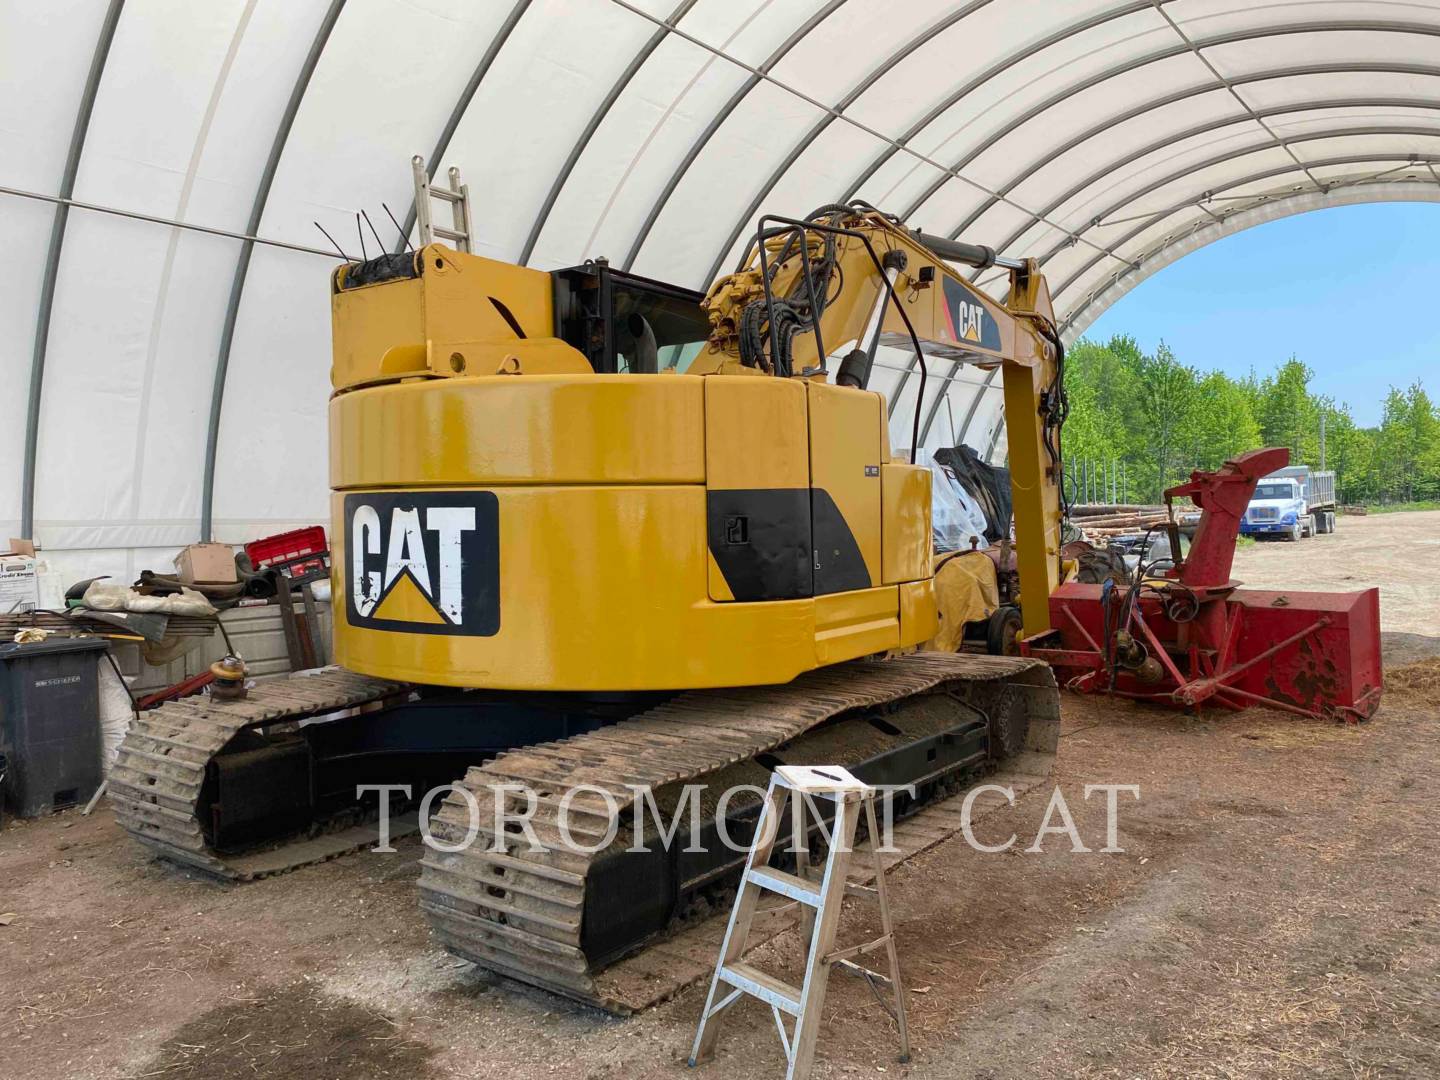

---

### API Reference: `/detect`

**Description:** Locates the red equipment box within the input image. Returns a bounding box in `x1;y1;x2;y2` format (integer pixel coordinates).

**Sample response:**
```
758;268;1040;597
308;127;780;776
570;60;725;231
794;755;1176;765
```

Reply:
244;526;329;580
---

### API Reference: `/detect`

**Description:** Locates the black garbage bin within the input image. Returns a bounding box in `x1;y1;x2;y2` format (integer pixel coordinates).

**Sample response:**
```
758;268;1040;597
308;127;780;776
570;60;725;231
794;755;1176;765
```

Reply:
0;637;108;817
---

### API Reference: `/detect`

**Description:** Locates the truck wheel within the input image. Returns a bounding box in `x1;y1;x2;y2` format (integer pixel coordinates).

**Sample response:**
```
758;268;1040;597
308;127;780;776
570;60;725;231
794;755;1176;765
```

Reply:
986;605;1023;656
1286;521;1301;542
1327;511;1337;533
1301;514;1315;538
1315;512;1329;534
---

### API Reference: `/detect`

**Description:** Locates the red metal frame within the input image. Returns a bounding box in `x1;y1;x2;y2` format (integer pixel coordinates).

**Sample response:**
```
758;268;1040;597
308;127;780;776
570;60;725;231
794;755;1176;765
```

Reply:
1022;449;1384;722
136;669;217;711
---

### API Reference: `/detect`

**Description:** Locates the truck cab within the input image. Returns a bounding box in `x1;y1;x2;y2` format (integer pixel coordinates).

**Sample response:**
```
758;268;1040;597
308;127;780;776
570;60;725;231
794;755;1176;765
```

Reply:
1241;476;1309;541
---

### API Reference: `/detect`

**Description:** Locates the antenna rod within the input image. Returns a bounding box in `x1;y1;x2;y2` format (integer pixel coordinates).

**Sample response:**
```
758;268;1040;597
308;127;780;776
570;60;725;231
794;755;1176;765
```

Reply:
361;209;386;254
356;212;368;261
314;221;350;261
382;201;414;252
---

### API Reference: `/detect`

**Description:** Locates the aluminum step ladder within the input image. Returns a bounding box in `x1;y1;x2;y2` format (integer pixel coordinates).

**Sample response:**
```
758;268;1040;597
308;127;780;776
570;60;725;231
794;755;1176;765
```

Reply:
411;154;474;253
689;764;910;1080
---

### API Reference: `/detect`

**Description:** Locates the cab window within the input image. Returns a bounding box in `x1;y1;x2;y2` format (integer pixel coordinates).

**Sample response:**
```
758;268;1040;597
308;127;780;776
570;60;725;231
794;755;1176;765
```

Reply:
553;263;711;374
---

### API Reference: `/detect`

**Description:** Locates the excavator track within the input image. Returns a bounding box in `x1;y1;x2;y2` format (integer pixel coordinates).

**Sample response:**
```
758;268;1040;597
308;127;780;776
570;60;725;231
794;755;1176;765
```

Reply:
110;670;409;880
419;651;1059;1012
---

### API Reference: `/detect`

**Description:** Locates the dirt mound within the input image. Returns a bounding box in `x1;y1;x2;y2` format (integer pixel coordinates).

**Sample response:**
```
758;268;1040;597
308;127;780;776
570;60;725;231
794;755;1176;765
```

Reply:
133;981;435;1078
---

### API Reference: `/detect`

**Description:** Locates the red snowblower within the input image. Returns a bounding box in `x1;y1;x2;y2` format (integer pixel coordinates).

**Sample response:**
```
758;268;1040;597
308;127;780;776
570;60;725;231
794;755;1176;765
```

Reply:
1023;448;1382;721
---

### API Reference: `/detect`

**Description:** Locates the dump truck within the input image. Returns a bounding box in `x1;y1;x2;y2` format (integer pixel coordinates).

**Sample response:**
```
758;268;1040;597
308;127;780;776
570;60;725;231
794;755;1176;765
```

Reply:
1241;464;1337;540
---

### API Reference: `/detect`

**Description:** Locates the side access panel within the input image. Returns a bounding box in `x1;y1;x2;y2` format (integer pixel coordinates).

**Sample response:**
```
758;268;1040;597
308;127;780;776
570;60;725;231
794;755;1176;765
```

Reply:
881;462;932;583
807;382;882;595
705;377;812;601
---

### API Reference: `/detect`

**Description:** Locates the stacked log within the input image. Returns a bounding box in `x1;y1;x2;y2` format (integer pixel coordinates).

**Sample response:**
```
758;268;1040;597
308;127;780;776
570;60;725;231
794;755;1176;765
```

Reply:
1068;504;1160;517
1067;504;1169;538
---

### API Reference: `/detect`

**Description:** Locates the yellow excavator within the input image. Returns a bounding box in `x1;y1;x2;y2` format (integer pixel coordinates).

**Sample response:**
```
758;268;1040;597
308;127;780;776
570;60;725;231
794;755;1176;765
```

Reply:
112;170;1066;1010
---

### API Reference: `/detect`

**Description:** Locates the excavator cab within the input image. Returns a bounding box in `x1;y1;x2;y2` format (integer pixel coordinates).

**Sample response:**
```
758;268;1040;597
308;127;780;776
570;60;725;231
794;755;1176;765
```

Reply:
552;260;710;375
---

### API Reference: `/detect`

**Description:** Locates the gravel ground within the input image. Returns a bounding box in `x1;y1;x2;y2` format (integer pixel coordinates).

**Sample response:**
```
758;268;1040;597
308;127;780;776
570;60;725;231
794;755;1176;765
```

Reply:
1230;509;1440;647
0;513;1435;1080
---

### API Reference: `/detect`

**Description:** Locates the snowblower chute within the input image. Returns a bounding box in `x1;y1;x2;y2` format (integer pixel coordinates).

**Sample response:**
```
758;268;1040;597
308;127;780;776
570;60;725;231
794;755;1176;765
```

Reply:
1023;448;1382;721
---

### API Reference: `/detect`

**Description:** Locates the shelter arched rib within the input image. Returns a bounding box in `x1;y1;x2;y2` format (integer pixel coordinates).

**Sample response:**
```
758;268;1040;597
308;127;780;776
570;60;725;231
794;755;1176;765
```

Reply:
1059;181;1440;340
20;0;124;540
199;0;347;542
899;19;1440;229
945;61;1440;242
1041;135;1440;300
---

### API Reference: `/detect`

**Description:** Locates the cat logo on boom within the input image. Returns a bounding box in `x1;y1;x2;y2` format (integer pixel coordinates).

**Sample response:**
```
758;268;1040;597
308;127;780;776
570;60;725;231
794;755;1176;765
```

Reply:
955;301;985;342
344;492;500;636
941;278;1002;352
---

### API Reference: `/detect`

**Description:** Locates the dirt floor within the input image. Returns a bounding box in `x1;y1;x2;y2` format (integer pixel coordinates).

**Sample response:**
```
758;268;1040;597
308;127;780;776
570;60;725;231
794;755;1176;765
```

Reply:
1;513;1436;1079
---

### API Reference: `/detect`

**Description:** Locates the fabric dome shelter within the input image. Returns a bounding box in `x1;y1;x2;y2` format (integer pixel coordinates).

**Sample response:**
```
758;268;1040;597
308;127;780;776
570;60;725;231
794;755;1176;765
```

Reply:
4;0;1440;584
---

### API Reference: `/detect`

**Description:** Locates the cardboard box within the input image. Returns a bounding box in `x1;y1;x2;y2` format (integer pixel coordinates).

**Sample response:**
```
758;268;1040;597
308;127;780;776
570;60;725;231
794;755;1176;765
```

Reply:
173;542;237;585
0;555;40;614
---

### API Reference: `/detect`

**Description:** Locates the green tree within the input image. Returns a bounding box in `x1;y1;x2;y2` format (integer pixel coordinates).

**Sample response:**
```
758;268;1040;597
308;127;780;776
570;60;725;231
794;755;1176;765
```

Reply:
1256;357;1318;462
1188;371;1262;471
1058;337;1436;508
1315;402;1369;503
1408;383;1440;500
1132;342;1199;496
1376;388;1414;501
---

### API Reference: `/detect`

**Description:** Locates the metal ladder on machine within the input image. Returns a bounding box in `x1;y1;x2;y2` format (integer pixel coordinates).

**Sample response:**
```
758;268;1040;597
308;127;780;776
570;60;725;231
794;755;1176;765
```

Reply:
411;154;474;253
689;764;911;1080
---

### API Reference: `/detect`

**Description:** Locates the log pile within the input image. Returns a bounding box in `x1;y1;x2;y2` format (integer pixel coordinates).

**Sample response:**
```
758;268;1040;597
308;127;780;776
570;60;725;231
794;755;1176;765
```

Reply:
1067;503;1169;538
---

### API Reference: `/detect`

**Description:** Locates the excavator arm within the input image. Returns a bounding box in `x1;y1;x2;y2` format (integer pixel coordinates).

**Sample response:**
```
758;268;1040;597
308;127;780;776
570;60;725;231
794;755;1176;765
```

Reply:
699;206;1066;639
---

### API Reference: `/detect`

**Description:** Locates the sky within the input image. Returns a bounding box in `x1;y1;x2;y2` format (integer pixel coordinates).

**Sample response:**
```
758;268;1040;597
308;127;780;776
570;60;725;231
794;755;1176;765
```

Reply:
1081;201;1440;428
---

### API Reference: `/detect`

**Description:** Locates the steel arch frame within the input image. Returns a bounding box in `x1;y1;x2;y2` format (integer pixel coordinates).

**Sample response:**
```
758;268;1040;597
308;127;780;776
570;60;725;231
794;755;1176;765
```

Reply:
919;362;1001;450
946;61;1440;242
869;47;1440;409
20;0;125;540
963;96;1440;271
1060;181;1440;339
697;0;998;287
516;0;698;266
941;176;1440;464
912;145;1437;449
395;0;533;251
1039;132;1440;300
199;0;347;541
705;17;1440;412
1051;156;1440;321
839;0;1158;210
895;19;1440;228
905;134;1440;448
621;0;849;271
527;0;1145;286
910;96;1440;447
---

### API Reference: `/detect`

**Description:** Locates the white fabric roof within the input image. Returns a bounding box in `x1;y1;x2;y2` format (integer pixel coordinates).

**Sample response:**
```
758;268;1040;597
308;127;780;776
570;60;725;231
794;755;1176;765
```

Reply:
4;0;1440;576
